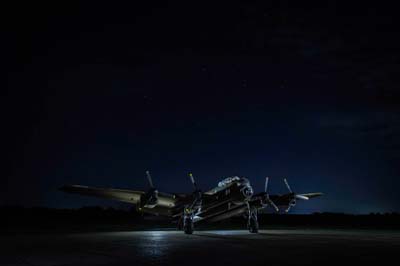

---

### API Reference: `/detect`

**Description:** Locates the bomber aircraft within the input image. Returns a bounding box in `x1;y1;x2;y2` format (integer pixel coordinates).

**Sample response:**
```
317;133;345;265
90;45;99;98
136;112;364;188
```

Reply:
61;172;323;234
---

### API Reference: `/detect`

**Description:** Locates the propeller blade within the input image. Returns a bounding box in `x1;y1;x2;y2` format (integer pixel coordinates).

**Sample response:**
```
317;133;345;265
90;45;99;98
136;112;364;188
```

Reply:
298;192;323;199
285;205;291;213
265;177;269;193
145;170;154;188
283;178;293;193
188;173;197;190
295;194;309;200
268;198;279;212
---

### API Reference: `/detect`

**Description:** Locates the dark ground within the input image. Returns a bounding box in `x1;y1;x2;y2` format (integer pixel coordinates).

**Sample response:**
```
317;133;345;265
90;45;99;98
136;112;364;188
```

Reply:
1;229;400;266
2;207;400;266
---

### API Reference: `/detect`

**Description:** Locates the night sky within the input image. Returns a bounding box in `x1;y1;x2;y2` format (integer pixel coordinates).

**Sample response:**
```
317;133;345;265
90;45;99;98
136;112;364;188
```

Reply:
2;2;400;213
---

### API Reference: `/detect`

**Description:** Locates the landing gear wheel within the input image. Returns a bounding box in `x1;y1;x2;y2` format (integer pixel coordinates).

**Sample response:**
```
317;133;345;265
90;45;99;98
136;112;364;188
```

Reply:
177;218;183;231
248;218;259;233
183;217;194;234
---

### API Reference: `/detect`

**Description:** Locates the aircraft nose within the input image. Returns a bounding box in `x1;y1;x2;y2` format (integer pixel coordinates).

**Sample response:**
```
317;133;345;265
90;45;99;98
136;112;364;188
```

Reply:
241;185;253;198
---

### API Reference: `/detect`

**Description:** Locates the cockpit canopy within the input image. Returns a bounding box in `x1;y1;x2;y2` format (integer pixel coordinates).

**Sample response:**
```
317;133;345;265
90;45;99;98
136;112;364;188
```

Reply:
218;176;250;187
204;176;252;195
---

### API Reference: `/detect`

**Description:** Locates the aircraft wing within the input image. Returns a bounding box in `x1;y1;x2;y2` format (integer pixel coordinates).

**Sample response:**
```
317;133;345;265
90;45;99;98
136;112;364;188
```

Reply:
60;185;178;208
60;185;145;204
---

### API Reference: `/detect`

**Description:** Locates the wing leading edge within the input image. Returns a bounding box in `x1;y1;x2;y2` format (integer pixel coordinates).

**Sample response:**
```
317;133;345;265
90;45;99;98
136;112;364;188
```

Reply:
60;185;177;208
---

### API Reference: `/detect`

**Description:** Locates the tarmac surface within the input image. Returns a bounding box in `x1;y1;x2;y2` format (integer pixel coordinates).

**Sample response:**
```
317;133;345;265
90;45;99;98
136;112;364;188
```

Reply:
2;229;400;266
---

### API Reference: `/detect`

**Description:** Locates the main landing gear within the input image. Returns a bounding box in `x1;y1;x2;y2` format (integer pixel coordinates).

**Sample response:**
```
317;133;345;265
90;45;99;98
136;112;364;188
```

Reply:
247;206;259;233
181;173;201;235
183;208;194;234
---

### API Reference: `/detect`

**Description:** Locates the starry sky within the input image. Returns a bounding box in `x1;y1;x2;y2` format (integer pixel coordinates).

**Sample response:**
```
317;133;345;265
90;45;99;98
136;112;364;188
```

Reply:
2;2;400;213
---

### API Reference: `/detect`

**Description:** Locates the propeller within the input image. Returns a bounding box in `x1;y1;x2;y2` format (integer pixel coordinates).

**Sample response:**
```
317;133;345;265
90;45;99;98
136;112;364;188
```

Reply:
283;178;310;200
146;170;154;188
139;170;159;209
283;178;292;193
263;177;279;212
295;194;310;201
189;173;198;191
187;173;202;210
282;178;310;212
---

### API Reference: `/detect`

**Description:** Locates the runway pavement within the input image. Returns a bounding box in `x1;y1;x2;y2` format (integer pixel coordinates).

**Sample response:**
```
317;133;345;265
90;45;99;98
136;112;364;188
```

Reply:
2;229;400;266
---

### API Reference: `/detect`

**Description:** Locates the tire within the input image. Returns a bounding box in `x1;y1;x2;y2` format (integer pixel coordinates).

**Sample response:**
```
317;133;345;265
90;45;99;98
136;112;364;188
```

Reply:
177;218;183;231
250;226;258;233
248;218;259;233
183;217;194;234
184;225;193;234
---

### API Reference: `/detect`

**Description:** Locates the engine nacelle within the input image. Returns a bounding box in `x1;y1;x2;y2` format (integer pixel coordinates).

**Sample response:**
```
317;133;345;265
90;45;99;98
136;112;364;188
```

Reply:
289;199;296;207
139;188;159;209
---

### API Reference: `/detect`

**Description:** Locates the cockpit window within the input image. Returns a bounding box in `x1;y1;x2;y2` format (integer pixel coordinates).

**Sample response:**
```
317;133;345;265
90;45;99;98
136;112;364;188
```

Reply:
218;176;241;187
